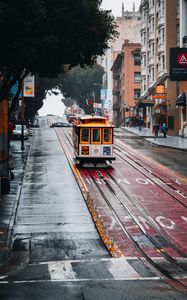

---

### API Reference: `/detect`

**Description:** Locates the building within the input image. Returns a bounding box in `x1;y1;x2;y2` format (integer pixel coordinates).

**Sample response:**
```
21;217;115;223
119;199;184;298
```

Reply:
179;0;187;137
139;0;187;136
98;3;141;125
111;40;141;127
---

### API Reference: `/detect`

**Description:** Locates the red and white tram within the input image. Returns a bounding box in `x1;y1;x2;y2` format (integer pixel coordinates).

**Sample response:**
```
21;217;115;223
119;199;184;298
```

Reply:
72;116;115;167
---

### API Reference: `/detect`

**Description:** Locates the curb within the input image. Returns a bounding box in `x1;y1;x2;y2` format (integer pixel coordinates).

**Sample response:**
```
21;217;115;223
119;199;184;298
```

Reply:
0;145;30;269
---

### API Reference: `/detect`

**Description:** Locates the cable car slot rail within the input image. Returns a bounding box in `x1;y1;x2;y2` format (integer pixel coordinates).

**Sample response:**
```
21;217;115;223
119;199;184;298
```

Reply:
115;139;187;194
87;168;187;294
114;142;187;208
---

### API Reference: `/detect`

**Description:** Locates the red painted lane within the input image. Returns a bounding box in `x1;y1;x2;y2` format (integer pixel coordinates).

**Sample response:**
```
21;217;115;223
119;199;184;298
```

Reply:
79;158;187;255
79;168;179;258
107;157;187;254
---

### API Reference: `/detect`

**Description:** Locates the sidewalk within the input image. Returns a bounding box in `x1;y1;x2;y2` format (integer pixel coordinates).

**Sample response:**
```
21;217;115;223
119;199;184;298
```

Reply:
121;126;187;151
0;141;29;265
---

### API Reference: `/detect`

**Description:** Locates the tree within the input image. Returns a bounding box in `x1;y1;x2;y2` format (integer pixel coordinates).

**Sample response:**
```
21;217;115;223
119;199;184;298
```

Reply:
59;64;104;114
0;0;117;109
0;0;117;192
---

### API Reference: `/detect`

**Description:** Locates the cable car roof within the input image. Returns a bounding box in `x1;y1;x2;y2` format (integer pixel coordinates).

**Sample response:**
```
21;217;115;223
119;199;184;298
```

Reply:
73;115;114;127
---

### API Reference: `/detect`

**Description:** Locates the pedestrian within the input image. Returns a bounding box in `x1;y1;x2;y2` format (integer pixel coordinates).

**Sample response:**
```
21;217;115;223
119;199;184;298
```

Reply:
154;123;159;139
138;117;144;131
161;123;168;138
8;121;15;143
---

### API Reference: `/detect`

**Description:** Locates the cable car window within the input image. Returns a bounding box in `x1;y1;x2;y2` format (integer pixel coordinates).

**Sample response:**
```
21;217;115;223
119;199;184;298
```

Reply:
103;128;112;143
80;128;90;144
92;128;101;143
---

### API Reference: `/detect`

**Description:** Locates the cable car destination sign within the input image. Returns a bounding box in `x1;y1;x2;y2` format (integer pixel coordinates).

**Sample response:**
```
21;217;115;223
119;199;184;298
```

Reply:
170;48;187;81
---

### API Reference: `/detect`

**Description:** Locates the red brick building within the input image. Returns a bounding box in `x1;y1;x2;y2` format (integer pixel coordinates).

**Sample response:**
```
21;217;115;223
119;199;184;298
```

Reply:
112;40;141;127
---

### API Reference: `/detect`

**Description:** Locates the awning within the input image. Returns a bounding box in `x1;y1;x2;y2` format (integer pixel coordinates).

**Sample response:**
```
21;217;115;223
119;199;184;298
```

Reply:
137;99;155;108
176;92;186;106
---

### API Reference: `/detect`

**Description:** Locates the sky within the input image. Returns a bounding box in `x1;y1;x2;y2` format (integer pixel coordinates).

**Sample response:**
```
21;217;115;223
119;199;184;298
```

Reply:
101;0;141;17
39;0;141;117
38;91;65;117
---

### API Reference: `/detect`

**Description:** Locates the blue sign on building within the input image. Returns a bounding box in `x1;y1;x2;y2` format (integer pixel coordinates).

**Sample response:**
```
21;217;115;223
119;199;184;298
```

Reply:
100;89;107;100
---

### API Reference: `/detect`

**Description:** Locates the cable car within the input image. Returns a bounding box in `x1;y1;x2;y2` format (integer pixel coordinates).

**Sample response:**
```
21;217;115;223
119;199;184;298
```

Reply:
72;116;115;167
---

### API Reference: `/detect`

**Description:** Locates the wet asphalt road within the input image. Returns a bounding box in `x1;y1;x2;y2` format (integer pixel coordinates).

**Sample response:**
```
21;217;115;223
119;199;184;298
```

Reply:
114;128;187;178
0;119;186;299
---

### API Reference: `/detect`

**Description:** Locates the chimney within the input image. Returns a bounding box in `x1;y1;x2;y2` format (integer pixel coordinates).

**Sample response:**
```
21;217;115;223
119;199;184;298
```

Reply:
133;2;135;12
122;2;124;17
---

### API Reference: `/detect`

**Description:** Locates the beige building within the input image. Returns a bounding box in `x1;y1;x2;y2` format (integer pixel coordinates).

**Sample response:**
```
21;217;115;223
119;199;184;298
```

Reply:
113;3;141;52
139;0;183;135
111;3;141;126
97;3;141;125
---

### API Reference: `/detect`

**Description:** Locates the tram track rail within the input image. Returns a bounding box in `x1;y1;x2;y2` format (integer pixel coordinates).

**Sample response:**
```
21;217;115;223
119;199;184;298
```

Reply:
87;169;187;294
114;142;187;208
115;139;187;194
97;168;187;260
55;127;187;294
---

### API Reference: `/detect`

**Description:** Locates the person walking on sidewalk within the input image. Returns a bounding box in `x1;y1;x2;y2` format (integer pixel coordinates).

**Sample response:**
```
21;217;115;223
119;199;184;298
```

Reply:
161;123;168;138
138;117;144;131
154;123;159;139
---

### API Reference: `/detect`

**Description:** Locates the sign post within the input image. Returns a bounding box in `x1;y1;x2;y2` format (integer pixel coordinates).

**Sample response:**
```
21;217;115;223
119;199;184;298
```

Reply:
22;75;35;151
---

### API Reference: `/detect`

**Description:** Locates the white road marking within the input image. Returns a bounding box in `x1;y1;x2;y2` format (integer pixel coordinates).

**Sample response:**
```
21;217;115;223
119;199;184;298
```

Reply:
0;277;161;284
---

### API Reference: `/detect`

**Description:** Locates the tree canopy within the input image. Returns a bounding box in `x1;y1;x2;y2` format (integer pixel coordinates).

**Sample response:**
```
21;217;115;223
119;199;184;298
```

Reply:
59;64;104;114
0;0;117;107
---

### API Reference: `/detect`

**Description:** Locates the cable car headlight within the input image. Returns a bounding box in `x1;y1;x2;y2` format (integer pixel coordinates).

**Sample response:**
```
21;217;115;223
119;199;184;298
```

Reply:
94;149;98;154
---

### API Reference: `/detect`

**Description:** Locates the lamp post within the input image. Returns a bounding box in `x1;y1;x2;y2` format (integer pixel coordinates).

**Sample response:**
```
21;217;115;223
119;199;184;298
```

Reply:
21;84;25;151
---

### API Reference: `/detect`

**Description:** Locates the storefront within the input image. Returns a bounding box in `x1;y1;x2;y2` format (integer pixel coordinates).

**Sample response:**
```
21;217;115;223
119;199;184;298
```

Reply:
176;92;187;137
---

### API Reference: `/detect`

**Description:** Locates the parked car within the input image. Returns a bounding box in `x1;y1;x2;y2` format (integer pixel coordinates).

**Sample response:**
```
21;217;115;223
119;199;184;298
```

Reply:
12;124;29;140
50;122;72;128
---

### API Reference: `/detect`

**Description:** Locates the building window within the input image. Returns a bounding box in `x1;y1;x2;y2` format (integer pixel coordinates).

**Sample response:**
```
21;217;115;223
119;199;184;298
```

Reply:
141;31;146;46
158;54;165;72
141;77;146;92
134;89;141;98
149;67;154;82
162;55;165;70
142;54;146;67
158;0;165;17
141;9;146;23
149;16;154;32
149;42;155;57
150;0;155;7
158;27;165;44
134;53;141;65
134;72;141;82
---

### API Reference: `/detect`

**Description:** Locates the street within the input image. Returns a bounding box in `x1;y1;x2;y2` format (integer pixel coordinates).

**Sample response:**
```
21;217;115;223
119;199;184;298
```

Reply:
0;117;187;299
